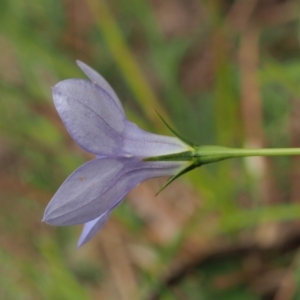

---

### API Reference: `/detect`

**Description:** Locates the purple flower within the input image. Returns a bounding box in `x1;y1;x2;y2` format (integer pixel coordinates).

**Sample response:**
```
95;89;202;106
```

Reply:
43;61;189;247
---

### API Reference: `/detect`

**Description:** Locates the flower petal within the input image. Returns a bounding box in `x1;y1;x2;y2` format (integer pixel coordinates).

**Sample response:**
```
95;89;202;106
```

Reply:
43;158;123;225
77;211;111;247
76;60;124;113
124;121;189;157
52;79;125;156
43;157;184;226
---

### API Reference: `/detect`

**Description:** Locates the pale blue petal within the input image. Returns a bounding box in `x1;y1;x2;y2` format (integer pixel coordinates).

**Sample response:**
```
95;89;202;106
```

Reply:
77;211;110;247
123;121;189;157
43;158;123;225
43;157;184;226
76;60;124;113
52;79;125;156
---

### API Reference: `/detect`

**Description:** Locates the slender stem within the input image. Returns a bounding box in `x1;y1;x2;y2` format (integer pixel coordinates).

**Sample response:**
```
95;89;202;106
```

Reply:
194;146;300;165
144;147;300;164
85;0;172;130
207;147;300;158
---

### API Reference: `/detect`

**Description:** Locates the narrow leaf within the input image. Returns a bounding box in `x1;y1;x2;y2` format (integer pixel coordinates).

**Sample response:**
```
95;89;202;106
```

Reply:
155;110;195;147
156;163;199;195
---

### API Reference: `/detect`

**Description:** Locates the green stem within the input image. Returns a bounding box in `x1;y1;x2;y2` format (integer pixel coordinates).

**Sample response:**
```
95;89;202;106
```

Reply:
198;146;300;158
144;146;300;165
195;146;300;165
85;0;171;130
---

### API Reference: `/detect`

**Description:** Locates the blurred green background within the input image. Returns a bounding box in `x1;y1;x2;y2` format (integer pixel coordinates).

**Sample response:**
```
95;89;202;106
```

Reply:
1;0;300;299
